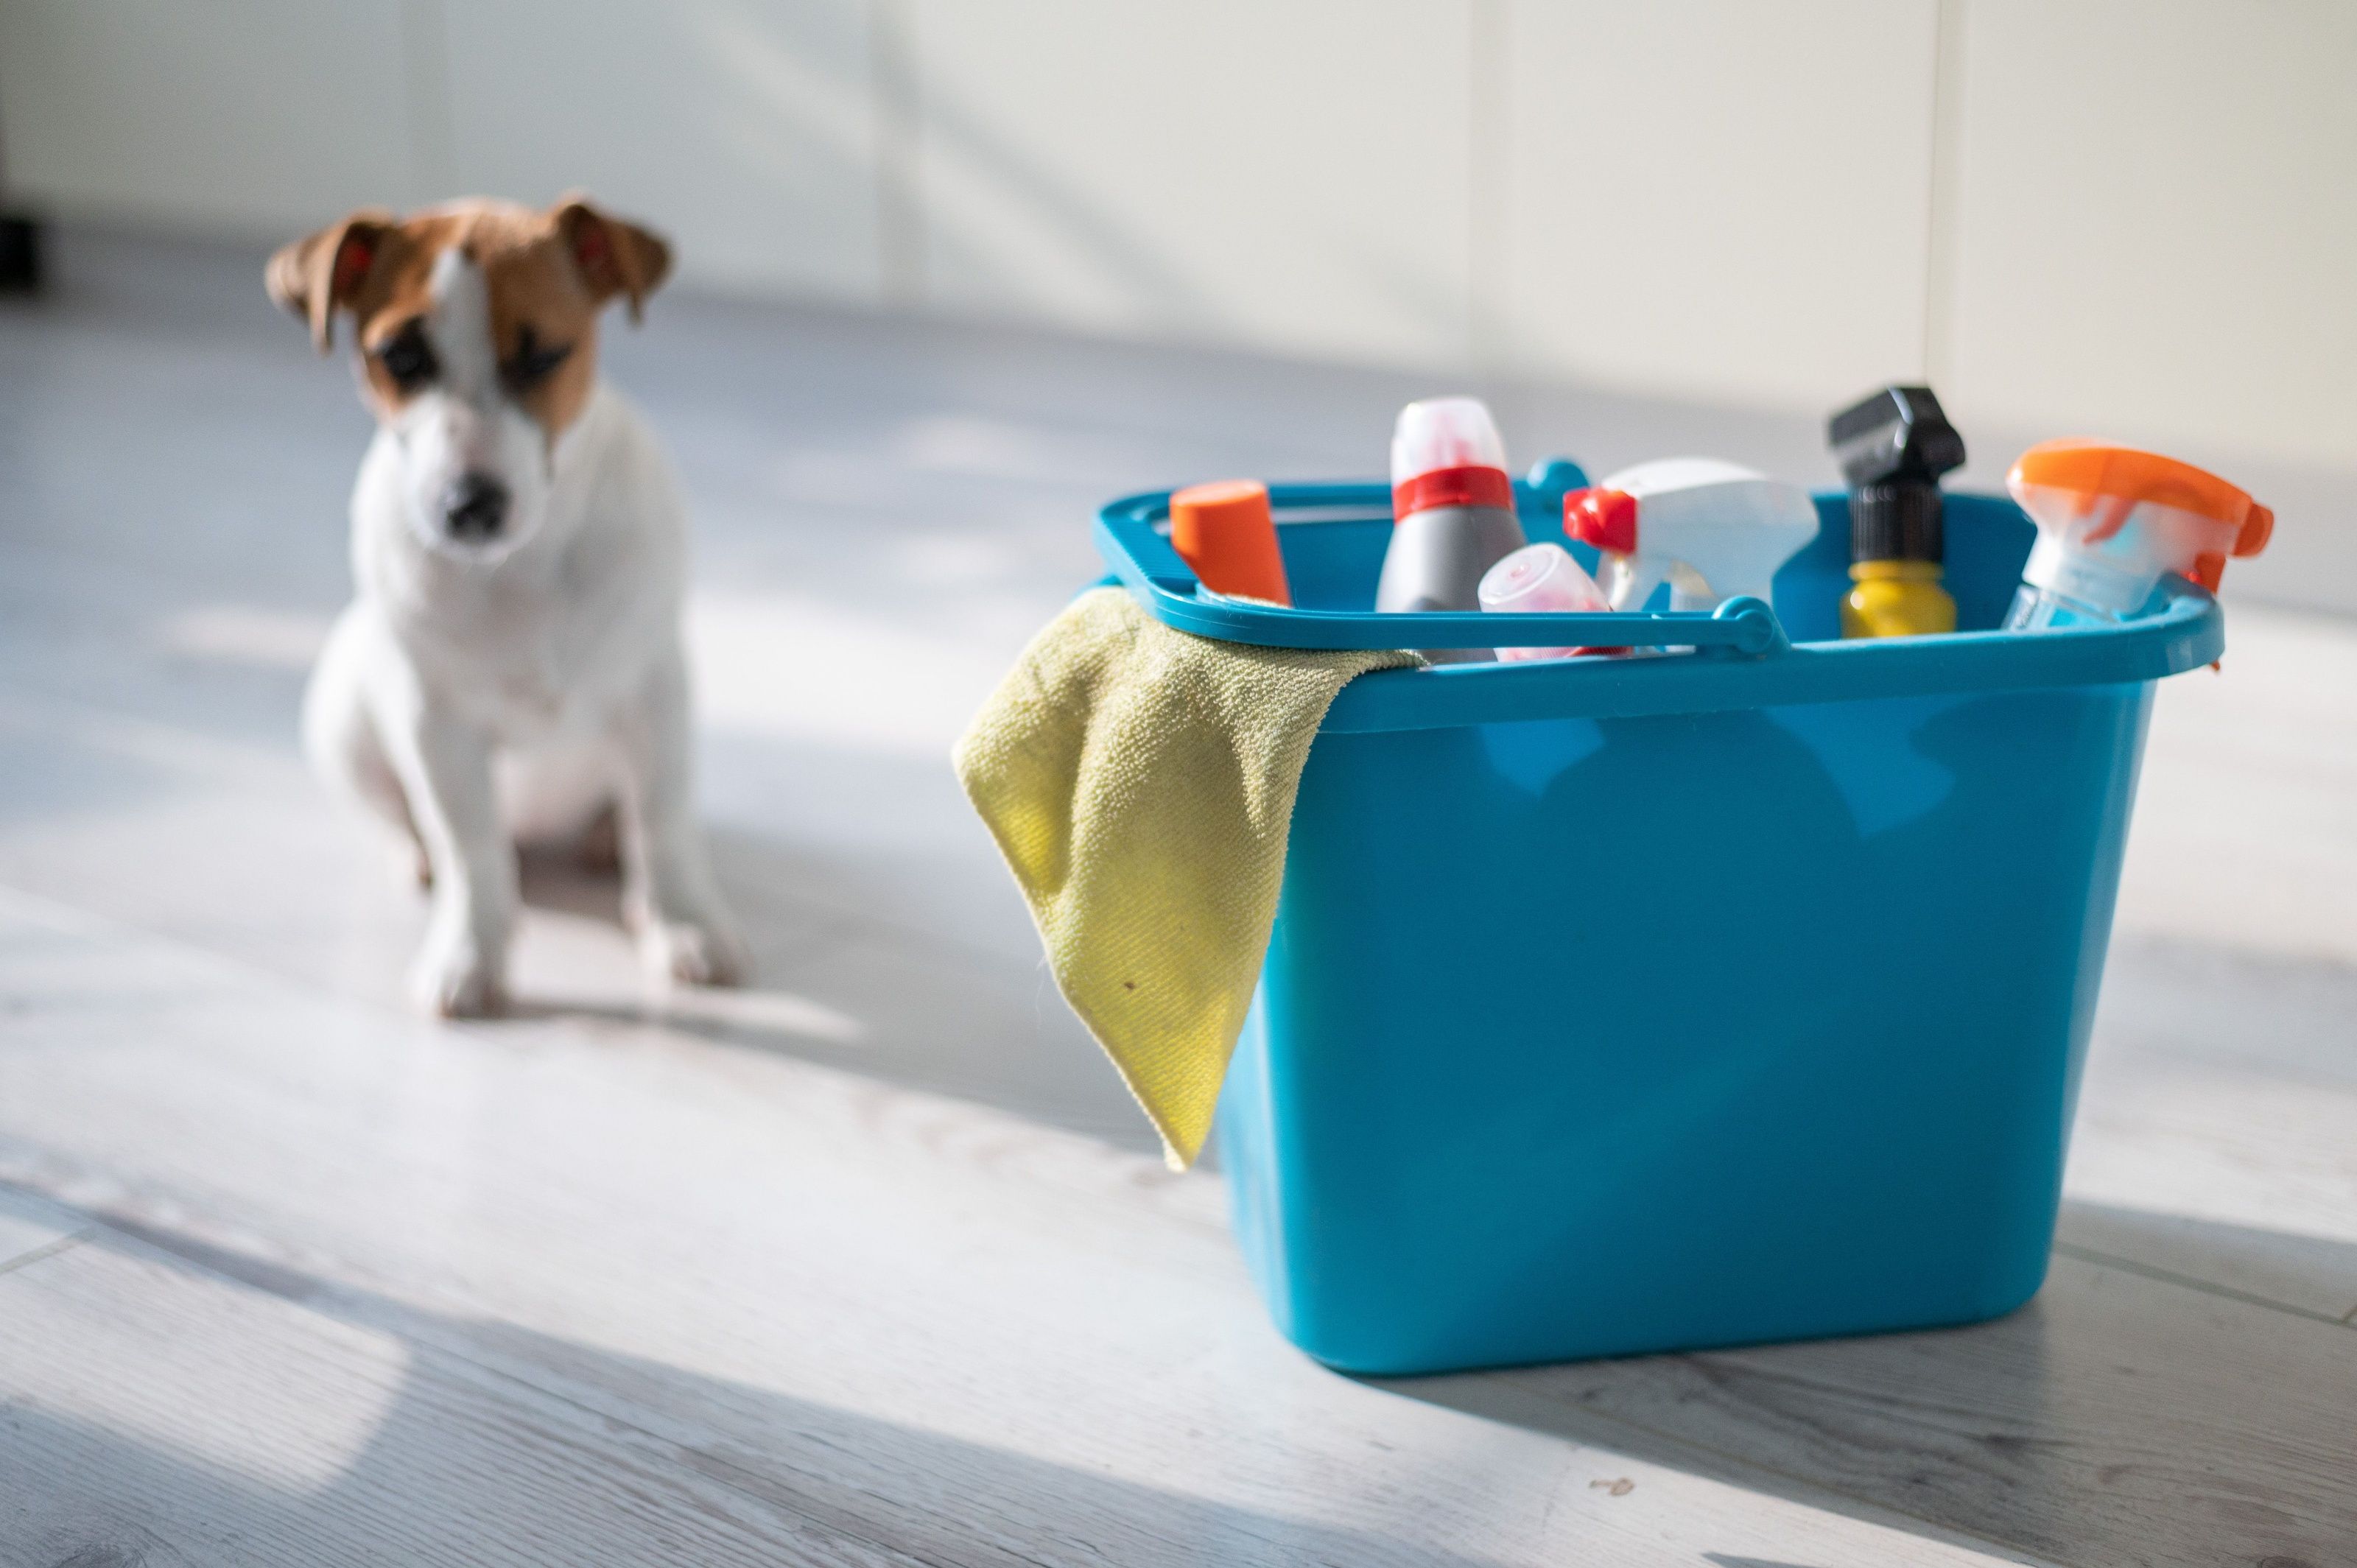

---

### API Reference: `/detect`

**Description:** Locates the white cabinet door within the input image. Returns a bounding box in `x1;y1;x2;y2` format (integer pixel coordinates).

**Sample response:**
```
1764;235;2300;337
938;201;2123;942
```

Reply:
1500;0;1941;412
1938;0;2357;472
906;0;1477;372
441;0;887;305
0;0;419;233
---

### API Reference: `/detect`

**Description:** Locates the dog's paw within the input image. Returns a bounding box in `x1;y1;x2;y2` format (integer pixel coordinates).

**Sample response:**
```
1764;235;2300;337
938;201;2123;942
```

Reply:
641;918;749;989
410;930;508;1019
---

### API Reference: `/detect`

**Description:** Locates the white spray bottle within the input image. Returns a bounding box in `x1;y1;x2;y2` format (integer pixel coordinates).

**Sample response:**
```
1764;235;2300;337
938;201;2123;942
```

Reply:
1563;457;1819;614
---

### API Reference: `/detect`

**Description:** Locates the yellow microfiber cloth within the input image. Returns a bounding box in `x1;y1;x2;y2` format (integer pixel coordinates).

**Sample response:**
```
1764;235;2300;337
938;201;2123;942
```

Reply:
954;586;1418;1168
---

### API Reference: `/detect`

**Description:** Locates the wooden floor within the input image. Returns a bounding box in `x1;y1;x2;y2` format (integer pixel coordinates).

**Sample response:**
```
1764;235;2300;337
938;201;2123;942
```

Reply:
2;231;2353;1568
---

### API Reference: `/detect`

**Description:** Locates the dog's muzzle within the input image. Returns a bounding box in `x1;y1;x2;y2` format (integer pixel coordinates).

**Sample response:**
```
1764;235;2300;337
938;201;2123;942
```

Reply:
441;472;511;541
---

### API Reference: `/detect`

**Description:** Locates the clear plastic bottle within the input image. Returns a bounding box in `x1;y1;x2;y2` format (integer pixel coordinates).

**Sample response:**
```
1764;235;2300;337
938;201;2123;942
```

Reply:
2002;442;2273;630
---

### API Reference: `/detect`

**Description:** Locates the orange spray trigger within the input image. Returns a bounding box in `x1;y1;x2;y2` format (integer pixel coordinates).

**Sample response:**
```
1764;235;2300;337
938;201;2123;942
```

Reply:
2235;504;2275;558
2004;443;2275;625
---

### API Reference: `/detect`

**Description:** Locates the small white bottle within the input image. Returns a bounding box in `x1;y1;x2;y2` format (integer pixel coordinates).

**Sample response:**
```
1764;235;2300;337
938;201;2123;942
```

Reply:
1478;543;1614;661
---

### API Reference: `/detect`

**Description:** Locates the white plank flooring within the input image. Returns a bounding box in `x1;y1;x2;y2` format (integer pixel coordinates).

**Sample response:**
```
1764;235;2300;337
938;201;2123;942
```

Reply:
1;1237;926;1568
0;1186;85;1275
1;229;2353;1567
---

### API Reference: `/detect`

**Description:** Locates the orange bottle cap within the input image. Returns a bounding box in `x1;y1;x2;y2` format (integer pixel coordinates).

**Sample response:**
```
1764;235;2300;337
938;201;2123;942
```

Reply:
1169;480;1291;605
2009;440;2270;555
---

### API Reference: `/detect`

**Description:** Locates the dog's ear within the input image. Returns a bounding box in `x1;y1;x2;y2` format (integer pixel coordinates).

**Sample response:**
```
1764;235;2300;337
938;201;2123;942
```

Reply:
267;210;397;354
551;194;671;323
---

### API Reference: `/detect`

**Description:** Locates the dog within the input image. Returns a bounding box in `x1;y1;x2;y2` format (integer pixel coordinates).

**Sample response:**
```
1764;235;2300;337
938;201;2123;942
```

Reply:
269;195;745;1017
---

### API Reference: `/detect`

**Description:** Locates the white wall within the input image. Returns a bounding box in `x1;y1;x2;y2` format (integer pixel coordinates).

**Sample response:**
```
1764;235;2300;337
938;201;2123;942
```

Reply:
0;0;891;303
1497;0;1939;409
440;0;886;302
1933;0;2357;474
904;0;1475;370
0;0;421;234
4;0;2353;509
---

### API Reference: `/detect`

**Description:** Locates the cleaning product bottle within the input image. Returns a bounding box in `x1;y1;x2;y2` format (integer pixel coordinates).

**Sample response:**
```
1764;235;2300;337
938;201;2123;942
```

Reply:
1829;384;1964;638
1169;479;1290;604
1562;457;1817;613
2003;441;2273;629
1477;542;1614;661
1376;396;1528;663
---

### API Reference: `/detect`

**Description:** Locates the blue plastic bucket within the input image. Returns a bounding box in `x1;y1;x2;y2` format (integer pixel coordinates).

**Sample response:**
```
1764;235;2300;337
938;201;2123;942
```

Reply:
1092;461;2221;1376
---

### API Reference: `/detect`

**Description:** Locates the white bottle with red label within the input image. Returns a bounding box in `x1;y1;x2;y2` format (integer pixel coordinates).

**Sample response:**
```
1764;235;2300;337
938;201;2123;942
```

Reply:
1374;396;1528;663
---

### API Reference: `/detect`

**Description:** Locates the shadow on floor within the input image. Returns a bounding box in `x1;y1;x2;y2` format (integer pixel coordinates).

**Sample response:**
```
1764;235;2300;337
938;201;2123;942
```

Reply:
509;826;1150;1153
27;1195;2356;1568
1373;1201;2356;1568
2057;1197;2357;1326
12;1208;1506;1568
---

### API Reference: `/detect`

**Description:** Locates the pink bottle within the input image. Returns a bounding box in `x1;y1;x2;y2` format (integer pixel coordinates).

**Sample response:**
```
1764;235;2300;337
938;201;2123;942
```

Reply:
1477;542;1617;661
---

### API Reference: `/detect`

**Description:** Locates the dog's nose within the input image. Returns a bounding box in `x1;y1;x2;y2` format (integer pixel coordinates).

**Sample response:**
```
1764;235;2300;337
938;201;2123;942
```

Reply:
441;473;510;540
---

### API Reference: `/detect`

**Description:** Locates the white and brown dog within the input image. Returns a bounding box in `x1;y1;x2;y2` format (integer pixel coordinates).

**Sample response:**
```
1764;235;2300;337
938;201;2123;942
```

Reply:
270;196;745;1016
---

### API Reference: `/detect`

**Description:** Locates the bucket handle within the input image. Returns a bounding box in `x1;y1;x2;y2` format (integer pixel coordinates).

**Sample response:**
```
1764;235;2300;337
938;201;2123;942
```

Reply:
1094;475;1793;658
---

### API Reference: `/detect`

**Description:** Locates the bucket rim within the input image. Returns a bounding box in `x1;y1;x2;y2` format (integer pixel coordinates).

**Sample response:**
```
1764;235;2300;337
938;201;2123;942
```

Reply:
1093;470;2224;733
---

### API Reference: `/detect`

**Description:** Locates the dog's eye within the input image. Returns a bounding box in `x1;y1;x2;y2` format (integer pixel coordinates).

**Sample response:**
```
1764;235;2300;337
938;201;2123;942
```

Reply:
503;326;574;391
376;322;438;393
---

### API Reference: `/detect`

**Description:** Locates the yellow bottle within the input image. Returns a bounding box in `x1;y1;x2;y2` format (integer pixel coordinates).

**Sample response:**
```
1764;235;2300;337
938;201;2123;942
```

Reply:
1828;385;1966;639
1841;560;1955;639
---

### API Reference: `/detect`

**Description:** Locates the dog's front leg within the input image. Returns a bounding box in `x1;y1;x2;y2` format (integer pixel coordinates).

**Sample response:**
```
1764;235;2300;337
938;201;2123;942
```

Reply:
376;683;516;1017
613;648;746;987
